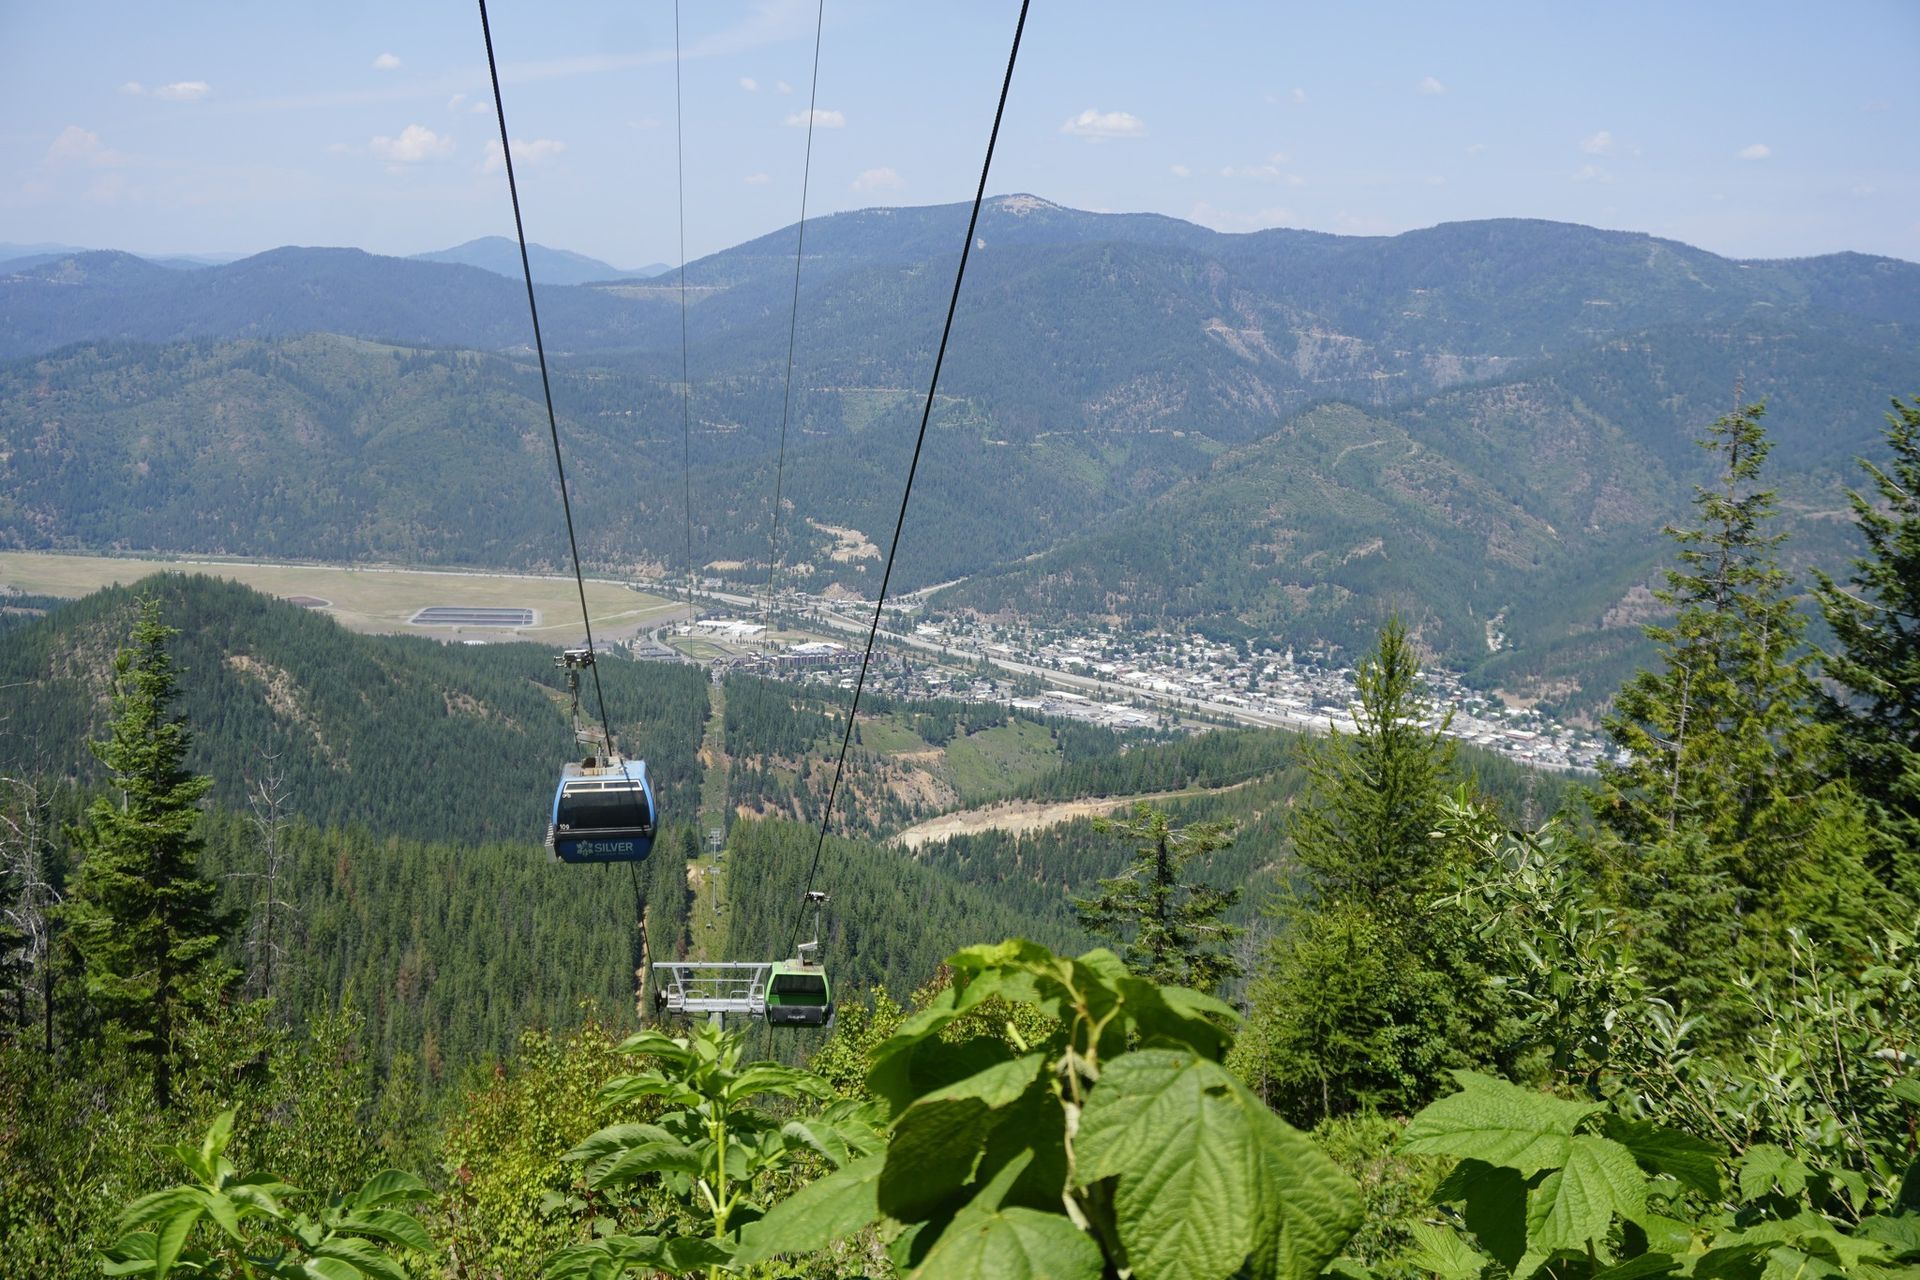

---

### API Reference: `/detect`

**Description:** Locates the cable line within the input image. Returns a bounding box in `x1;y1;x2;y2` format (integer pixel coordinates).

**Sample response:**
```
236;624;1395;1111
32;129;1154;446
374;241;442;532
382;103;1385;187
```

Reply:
674;0;696;632
476;0;616;755
787;0;1032;958
762;0;828;634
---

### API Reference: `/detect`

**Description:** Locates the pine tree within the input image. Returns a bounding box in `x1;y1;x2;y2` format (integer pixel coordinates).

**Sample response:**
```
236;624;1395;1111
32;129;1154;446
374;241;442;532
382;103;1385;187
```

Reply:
1812;395;1920;905
1072;803;1241;992
1230;619;1475;1121
1593;402;1864;1008
62;597;232;1107
1290;614;1455;914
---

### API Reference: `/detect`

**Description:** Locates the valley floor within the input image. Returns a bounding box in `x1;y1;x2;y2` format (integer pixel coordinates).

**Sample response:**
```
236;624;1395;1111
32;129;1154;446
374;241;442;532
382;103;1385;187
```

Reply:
0;550;679;642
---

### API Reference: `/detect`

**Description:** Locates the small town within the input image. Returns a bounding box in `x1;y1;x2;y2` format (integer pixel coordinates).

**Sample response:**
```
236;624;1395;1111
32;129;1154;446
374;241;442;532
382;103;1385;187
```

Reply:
669;583;1612;773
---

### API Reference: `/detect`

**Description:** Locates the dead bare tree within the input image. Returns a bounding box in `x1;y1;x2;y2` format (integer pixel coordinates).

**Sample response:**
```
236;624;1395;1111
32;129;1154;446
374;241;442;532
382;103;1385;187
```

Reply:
1;773;61;1053
232;747;296;1006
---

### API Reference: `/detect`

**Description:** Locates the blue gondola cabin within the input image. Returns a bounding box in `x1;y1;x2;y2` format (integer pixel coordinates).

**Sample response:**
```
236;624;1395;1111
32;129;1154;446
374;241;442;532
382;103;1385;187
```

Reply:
547;756;656;863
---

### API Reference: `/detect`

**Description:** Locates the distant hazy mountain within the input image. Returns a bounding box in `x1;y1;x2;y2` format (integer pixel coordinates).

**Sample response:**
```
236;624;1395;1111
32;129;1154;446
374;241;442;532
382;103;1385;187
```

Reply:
0;240;90;260
413;235;667;285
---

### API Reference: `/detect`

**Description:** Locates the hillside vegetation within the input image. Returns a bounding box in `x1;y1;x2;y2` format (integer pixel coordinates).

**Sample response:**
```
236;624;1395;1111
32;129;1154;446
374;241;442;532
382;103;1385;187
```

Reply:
4;203;1916;701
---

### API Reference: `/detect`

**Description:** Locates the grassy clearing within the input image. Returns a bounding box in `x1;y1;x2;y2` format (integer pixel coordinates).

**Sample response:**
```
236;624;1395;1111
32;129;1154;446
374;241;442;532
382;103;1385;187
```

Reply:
939;720;1063;805
0;551;678;640
855;714;934;756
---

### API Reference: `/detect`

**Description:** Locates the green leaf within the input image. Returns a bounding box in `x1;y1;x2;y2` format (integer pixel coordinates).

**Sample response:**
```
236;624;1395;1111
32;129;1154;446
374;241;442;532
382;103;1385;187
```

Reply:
1591;1253;1683;1280
1433;1159;1527;1269
566;1122;675;1162
597;1072;702;1110
199;1109;237;1172
1242;1101;1368;1280
101;1231;159;1277
594;1141;706;1187
1634;1214;1696;1255
726;1064;830;1104
906;1205;1104;1280
542;1235;666;1280
196;1189;240;1241
350;1170;431;1211
1078;1050;1260;1280
1403;1221;1489;1280
1120;979;1239;1061
613;1029;694;1062
1757;1245;1845;1280
336;1209;433;1254
1524;1136;1647;1258
1400;1072;1603;1174
880;1055;1046;1221
310;1235;409;1280
869;1030;1020;1120
1896;1153;1920;1214
1856;1213;1920;1261
302;1259;365;1280
658;1236;735;1271
780;1117;866;1169
225;1175;292;1220
152;1200;202;1279
1737;1146;1810;1202
1891;1077;1920;1107
1601;1114;1723;1199
970;1084;1070;1215
118;1187;204;1234
1078;1050;1362;1280
733;1154;885;1265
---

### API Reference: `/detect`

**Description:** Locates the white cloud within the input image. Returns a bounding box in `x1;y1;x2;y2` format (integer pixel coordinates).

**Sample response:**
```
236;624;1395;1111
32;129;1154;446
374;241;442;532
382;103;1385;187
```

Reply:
1221;163;1282;180
478;136;565;173
1415;76;1447;96
1851;183;1878;197
371;123;453;166
744;172;771;185
1581;130;1615;156
448;93;466;111
851;166;903;192
1170;163;1191;178
46;125;129;167
1465;142;1489;156
739;76;759;91
154;81;211;102
469;101;489;115
775;80;793;94
119;81;145;96
785;107;844;128
1738;142;1771;160
1061;108;1146;139
373;53;402;71
1289;87;1307;104
1571;163;1612;183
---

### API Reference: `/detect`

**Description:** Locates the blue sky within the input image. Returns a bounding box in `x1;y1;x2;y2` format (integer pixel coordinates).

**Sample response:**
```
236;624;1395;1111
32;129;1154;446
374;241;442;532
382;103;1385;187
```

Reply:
2;0;1916;265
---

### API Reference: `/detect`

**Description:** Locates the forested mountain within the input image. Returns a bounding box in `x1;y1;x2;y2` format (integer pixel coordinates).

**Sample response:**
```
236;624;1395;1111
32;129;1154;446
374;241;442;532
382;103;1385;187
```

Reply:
3;199;1915;700
0;575;707;844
